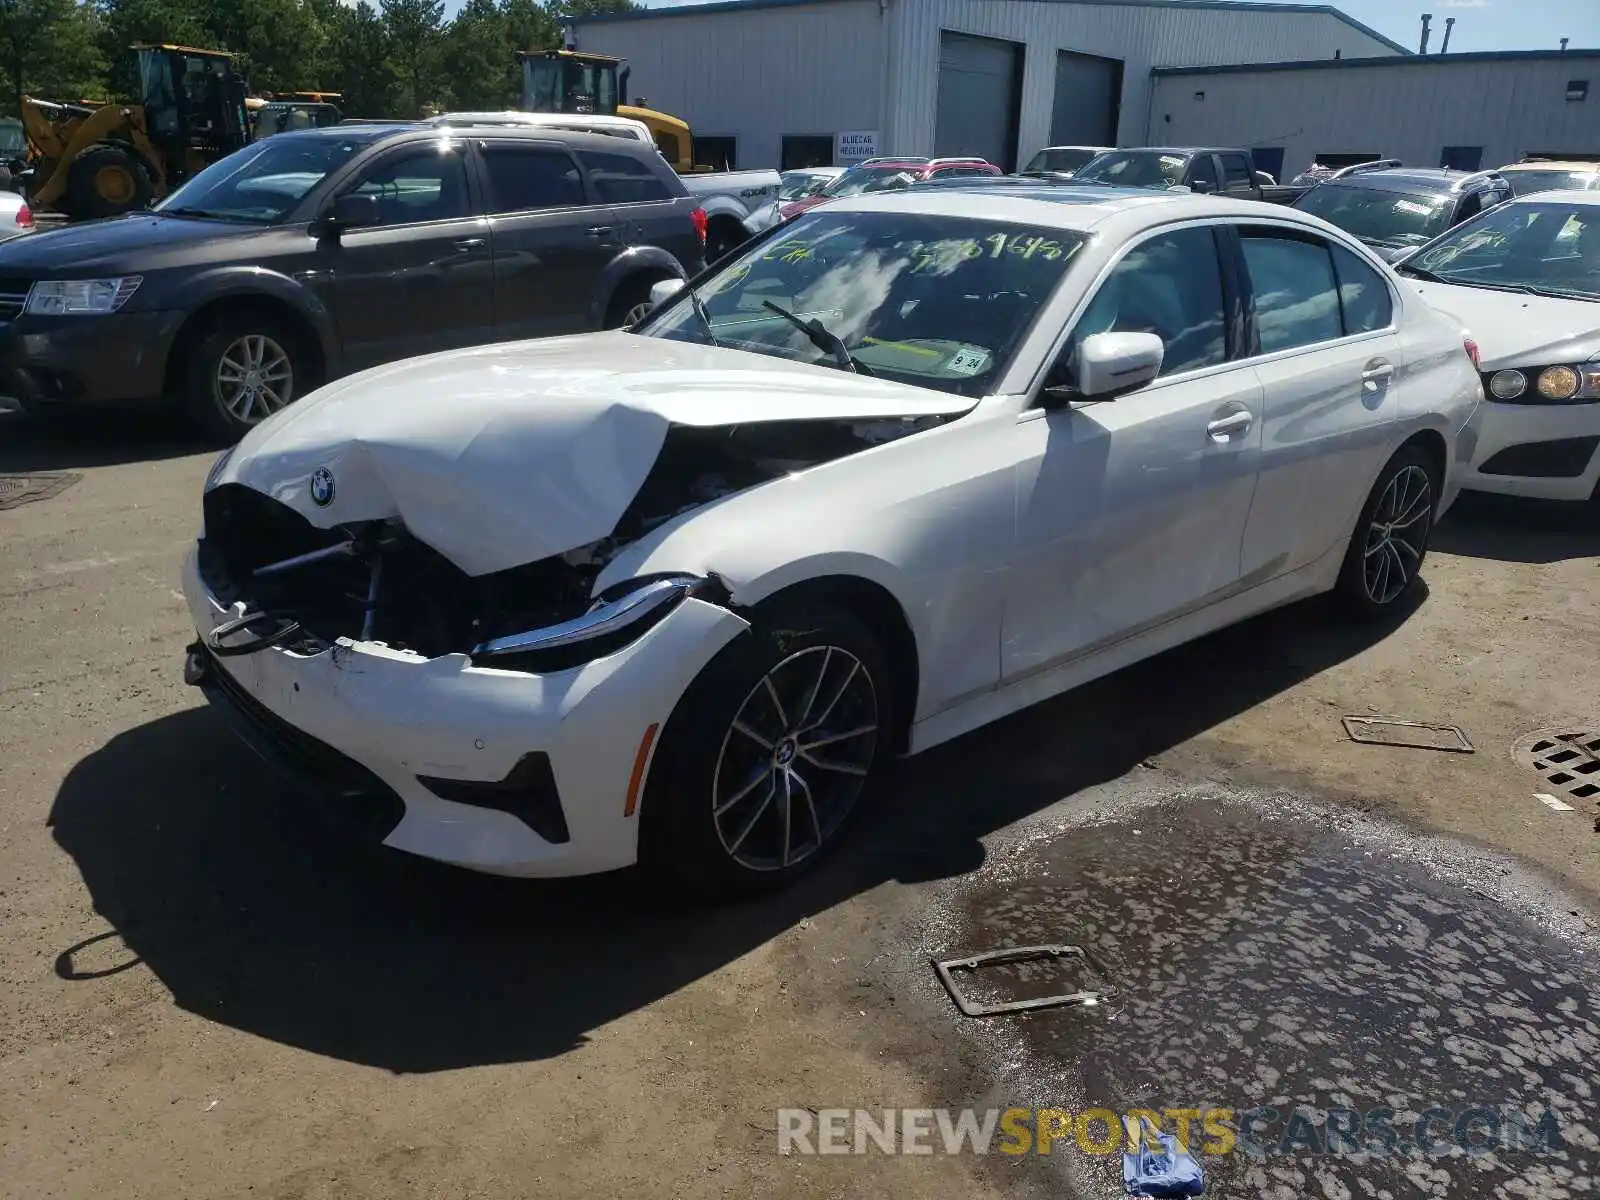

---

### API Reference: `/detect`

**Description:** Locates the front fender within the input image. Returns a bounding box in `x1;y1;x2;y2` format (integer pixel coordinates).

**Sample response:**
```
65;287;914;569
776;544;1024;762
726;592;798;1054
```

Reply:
174;265;339;373
592;246;689;328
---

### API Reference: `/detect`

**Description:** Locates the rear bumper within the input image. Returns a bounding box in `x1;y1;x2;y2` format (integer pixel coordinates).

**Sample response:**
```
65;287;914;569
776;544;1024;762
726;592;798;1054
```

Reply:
1462;399;1600;502
0;308;184;409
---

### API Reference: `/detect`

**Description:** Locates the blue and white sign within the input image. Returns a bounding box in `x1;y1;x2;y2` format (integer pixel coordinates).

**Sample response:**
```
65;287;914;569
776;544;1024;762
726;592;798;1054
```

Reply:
835;130;879;165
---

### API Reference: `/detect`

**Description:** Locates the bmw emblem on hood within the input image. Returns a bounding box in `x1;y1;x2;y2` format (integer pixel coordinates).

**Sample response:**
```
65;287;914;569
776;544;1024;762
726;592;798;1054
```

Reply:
310;467;336;507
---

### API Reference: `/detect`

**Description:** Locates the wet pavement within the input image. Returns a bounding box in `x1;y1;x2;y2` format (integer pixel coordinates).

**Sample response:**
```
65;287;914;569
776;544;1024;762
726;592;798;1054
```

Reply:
897;777;1600;1199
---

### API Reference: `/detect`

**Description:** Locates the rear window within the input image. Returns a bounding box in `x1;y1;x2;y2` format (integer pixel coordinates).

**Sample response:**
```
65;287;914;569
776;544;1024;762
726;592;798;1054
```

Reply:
579;149;673;204
481;146;586;212
1294;183;1455;250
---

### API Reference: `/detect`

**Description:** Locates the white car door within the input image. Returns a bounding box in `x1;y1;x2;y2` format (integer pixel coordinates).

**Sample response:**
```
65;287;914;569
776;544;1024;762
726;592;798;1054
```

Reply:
1234;227;1403;578
1002;224;1264;680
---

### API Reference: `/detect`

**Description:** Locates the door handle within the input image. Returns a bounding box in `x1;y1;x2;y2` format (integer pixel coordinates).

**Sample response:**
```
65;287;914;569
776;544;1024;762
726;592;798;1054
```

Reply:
453;236;486;251
1362;360;1395;389
585;225;613;238
1206;410;1254;441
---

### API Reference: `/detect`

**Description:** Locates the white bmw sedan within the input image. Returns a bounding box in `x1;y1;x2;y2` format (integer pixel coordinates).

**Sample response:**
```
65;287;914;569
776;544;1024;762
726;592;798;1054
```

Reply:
182;187;1482;895
1396;190;1600;502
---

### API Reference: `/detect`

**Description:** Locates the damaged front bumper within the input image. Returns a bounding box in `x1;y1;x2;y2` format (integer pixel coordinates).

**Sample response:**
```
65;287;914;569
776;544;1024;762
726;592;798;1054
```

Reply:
180;547;750;877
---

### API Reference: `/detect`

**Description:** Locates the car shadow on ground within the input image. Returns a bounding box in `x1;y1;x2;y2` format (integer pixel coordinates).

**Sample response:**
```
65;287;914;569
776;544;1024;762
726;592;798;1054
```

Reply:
1434;492;1599;564
48;589;1422;1074
0;412;214;472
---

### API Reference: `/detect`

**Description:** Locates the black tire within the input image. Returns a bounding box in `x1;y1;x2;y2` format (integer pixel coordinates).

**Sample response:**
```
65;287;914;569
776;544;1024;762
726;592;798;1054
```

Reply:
1335;443;1438;618
705;217;745;264
66;144;152;219
603;274;661;329
181;311;310;443
639;600;894;898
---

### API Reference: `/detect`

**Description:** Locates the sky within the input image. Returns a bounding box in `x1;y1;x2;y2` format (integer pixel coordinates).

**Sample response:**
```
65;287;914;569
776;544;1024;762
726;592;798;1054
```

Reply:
615;0;1600;54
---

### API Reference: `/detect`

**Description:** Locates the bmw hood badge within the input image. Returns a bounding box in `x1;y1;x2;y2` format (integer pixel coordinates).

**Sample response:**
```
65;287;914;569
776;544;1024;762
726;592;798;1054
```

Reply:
310;466;336;507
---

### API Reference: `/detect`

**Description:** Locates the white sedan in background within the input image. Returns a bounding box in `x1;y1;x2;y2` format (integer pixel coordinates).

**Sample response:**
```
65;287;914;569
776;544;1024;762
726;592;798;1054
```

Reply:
1398;190;1600;502
182;188;1482;896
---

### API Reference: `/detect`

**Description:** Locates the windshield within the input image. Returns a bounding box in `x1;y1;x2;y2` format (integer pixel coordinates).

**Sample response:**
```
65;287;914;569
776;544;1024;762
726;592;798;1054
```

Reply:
637;211;1086;398
822;166;922;198
155;135;375;222
1504;169;1599;197
1295;183;1455;248
1074;151;1187;189
1404;200;1600;300
1023;148;1098;175
779;172;834;201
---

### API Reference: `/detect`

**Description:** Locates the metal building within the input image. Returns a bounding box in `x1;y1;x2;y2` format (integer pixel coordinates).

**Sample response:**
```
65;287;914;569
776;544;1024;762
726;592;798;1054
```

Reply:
1151;51;1600;181
568;0;1405;171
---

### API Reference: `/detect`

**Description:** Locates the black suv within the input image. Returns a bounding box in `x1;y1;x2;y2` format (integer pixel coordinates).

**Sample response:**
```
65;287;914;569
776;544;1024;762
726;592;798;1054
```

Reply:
0;125;706;438
1293;164;1514;261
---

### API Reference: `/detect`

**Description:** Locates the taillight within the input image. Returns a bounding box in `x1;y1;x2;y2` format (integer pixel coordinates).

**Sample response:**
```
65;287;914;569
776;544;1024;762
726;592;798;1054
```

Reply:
690;207;707;244
1464;337;1480;369
15;204;32;229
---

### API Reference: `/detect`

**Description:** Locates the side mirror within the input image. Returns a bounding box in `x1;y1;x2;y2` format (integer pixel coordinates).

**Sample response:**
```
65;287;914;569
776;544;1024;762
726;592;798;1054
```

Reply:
648;278;686;310
1188;178;1216;194
1078;332;1165;398
327;192;379;231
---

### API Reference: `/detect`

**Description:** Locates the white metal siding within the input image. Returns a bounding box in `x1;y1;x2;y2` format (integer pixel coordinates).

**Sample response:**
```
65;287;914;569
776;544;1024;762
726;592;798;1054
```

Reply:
885;1;1402;161
572;0;887;171
573;0;1402;169
1152;59;1600;176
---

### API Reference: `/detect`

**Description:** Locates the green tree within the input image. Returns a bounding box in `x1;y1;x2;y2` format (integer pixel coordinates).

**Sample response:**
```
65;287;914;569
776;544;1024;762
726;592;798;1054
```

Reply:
380;0;442;116
324;0;392;117
204;0;329;94
440;0;512;111
0;0;107;113
549;0;638;15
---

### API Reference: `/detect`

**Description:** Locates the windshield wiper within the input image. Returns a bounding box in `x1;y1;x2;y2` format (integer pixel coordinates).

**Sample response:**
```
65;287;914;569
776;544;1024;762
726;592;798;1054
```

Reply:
761;300;874;375
159;207;260;223
1396;263;1449;283
686;283;722;347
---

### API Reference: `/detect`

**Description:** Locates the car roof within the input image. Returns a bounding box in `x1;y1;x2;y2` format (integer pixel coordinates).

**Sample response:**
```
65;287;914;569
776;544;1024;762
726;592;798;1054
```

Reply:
827;186;1295;233
1505;188;1600;207
1500;161;1600;173
271;123;658;153
1324;168;1503;195
1114;147;1247;157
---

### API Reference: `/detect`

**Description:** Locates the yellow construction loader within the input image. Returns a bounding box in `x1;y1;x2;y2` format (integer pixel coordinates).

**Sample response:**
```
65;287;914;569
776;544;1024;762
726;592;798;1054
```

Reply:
517;49;698;173
20;44;252;219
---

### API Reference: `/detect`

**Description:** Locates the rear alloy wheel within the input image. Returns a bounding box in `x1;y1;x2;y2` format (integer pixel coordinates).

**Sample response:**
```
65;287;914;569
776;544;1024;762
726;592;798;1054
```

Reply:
642;602;893;896
1337;445;1436;616
183;315;306;442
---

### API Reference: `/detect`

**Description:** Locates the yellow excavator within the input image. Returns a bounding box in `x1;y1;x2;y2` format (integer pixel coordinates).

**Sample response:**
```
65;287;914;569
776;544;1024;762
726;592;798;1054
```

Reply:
20;44;252;219
516;49;698;172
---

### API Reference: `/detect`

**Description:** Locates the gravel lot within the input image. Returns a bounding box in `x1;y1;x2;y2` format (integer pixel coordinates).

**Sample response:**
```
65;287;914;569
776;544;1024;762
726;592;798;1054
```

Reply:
2;416;1596;1198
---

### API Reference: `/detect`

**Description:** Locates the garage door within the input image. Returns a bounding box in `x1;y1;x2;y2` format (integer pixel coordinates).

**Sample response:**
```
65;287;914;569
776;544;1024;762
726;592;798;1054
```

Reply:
935;31;1021;170
1051;50;1121;147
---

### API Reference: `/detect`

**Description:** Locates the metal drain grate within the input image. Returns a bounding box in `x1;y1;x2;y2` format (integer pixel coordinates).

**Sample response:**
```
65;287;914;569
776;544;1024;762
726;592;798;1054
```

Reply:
1516;730;1600;802
0;472;81;510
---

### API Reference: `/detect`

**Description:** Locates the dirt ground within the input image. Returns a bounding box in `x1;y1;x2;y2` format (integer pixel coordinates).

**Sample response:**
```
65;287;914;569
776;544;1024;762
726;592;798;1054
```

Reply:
1;418;1596;1198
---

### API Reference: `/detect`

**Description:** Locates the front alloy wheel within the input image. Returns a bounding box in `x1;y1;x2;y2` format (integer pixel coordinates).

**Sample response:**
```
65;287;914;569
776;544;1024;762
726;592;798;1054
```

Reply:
215;333;294;425
1361;464;1432;605
712;646;879;872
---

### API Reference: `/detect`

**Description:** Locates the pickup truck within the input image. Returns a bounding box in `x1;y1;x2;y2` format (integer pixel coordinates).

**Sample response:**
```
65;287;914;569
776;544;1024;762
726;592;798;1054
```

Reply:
1072;147;1305;204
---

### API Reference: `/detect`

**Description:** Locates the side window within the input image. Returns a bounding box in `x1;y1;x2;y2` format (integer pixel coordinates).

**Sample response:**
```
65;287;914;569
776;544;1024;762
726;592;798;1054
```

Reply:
1331;244;1394;334
580;150;672;203
1187;154;1220;191
1066;226;1228;381
1221;155;1254;189
1240;231;1343;353
348;147;469;225
481;147;587;213
1455;192;1485;224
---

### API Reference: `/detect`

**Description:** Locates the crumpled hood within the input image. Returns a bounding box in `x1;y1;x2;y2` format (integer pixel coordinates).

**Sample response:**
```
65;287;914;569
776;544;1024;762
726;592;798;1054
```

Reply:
1410;281;1600;369
215;331;970;576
